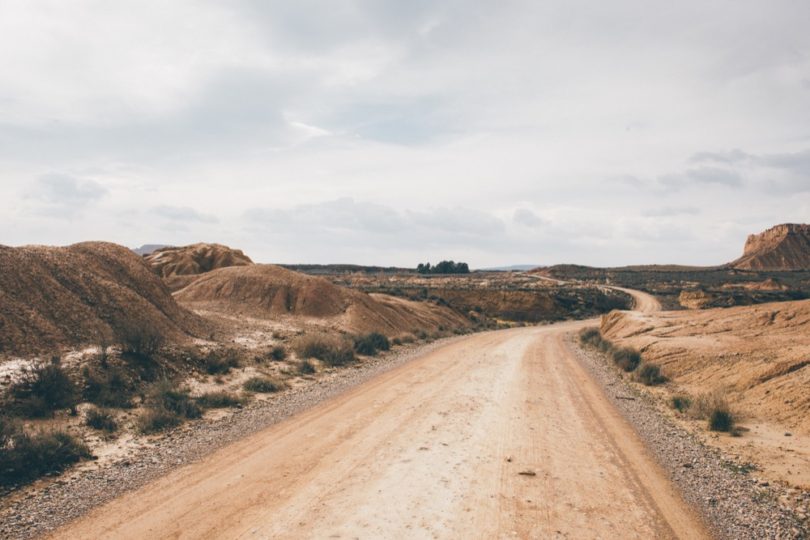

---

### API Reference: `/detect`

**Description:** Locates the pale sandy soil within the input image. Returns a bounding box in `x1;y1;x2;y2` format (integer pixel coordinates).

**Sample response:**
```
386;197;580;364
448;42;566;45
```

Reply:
50;320;707;540
601;298;810;491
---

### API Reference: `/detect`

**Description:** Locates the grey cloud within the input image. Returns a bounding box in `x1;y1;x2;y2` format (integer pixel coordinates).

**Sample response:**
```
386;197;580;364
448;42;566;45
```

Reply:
152;205;218;224
659;167;742;190
759;148;810;174
245;198;505;250
23;173;108;219
27;173;107;205
513;208;546;227
689;149;752;165
686;167;742;186
641;206;701;217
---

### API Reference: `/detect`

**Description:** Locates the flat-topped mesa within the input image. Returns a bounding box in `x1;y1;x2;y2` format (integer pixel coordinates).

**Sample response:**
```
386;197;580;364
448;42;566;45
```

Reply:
732;223;810;271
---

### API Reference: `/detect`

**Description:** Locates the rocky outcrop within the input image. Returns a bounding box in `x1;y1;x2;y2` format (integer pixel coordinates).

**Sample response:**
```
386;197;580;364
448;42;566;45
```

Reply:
145;243;253;291
732;224;810;271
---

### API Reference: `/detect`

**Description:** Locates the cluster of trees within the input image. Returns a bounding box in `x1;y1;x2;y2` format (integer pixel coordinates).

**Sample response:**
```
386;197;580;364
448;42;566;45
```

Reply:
416;260;470;274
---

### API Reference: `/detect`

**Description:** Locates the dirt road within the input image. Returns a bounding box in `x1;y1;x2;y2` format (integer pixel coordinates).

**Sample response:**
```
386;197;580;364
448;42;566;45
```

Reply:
53;293;707;539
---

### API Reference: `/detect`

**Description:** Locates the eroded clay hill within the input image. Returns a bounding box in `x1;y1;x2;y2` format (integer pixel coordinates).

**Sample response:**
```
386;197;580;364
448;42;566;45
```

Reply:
0;242;206;355
601;299;810;433
145;243;253;291
174;264;469;336
731;223;810;271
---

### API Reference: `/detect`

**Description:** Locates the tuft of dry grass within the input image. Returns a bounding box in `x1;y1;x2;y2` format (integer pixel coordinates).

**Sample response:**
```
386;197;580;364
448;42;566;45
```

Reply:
293;334;355;366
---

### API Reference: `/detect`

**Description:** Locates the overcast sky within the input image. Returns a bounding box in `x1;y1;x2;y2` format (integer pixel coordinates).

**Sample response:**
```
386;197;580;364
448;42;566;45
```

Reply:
1;1;809;267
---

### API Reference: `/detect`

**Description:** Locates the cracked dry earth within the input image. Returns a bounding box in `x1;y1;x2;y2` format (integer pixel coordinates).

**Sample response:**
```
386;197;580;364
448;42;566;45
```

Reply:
48;321;710;539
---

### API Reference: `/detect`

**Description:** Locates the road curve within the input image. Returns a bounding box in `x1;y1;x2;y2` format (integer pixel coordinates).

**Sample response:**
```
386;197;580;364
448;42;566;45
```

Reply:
611;286;662;313
52;317;708;538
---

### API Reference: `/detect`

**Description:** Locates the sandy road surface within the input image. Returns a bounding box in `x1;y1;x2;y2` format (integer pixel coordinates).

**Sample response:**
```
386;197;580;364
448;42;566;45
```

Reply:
53;290;707;539
611;287;662;314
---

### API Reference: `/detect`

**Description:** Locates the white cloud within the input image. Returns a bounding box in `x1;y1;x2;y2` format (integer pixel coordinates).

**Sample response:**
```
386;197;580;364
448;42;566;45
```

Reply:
0;1;808;265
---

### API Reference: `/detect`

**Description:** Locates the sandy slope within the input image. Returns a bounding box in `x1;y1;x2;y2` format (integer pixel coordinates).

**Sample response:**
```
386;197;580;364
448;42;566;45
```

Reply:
52;313;707;539
601;297;810;489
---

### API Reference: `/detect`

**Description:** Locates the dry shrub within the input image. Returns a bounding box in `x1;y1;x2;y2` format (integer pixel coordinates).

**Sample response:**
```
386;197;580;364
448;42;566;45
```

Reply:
195;391;246;409
243;376;288;393
688;391;730;420
293;334;355;366
85;407;118;432
0;417;91;487
7;362;79;417
353;332;390;356
82;365;134;408
611;347;641;372
636;363;667;385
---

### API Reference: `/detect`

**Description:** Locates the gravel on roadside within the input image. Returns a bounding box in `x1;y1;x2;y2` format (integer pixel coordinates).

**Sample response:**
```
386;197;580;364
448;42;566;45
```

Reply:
0;337;462;540
572;336;808;540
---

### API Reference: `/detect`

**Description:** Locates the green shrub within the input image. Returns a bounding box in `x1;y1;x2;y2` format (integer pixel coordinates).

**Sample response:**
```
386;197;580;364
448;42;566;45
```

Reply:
195;391;246;409
7;362;79;417
293;335;355;366
85;408;118;432
243;376;288;393
636;363;667;385
82;365;134;408
136;408;182;434
611;347;641;372
204;352;240;375
269;345;287;361
0;417;91;487
670;395;691;412
709;409;734;432
353;332;390;356
145;379;202;419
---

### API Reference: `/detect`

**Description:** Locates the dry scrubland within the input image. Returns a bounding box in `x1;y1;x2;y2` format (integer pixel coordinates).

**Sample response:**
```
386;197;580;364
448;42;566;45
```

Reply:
2;224;809;538
1;241;622;496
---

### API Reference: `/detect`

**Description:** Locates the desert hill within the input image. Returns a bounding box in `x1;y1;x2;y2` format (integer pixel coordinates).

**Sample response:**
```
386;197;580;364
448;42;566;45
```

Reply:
0;242;206;355
731;223;810;271
132;244;170;256
145;243;253;291
174;264;468;336
601;299;810;433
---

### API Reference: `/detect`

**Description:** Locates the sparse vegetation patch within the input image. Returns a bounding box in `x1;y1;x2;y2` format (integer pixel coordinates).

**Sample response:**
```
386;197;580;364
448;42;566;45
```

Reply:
293;334;355;366
84;407;118;432
204;351;240;375
0;416;91;487
243;376;288;393
6;361;79;418
195;391;246;409
636;363;667;385
82;365;134;408
353;332;390;356
578;328;642;373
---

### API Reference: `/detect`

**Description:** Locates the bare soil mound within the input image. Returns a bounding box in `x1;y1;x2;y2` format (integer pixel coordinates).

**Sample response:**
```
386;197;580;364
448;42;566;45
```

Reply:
145;243;253;291
174;264;468;335
601;299;810;433
732;223;810;270
0;242;206;355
